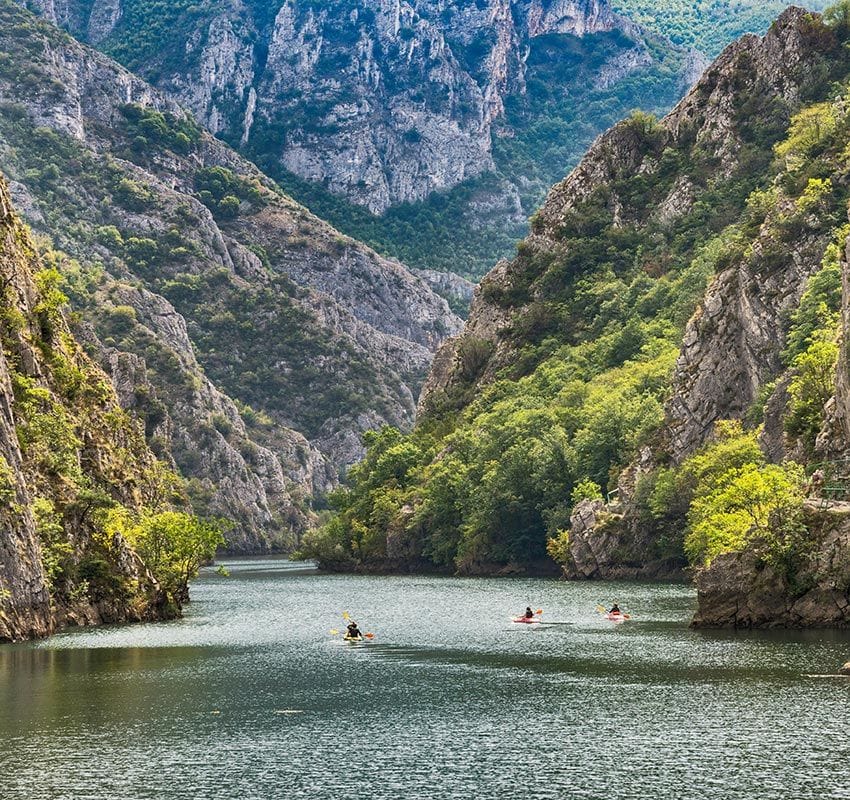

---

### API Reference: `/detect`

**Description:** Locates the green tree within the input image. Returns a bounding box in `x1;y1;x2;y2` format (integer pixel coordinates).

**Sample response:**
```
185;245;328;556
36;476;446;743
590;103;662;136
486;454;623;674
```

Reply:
103;508;226;601
686;462;804;565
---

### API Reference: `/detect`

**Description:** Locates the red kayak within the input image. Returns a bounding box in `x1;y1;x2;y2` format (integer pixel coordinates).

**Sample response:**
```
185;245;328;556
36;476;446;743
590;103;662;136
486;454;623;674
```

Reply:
604;612;630;622
512;616;541;624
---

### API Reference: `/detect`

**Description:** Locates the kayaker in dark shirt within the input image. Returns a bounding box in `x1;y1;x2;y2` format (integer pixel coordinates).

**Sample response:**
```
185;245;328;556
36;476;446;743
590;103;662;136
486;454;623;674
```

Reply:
524;607;535;619
609;604;621;615
346;621;363;639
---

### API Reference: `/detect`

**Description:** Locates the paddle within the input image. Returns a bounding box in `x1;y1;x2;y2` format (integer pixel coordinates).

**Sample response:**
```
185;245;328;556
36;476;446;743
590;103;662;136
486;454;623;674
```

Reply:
337;612;375;639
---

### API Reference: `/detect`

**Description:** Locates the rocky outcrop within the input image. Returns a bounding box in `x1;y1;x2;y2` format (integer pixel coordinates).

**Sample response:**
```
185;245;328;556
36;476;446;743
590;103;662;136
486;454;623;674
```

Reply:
831;232;850;452
0;174;169;642
666;225;828;463
563;499;687;580
692;505;850;628
562;499;622;579
425;7;836;416
25;0;690;214
0;0;461;550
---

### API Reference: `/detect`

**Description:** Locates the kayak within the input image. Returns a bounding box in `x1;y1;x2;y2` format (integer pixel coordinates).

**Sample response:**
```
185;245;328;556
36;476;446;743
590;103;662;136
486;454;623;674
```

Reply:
512;616;541;624
343;634;364;642
604;612;630;622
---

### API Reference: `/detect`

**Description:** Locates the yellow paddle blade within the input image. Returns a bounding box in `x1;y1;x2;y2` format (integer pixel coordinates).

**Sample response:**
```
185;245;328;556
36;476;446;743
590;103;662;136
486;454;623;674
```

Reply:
596;604;607;614
342;611;350;621
330;629;339;635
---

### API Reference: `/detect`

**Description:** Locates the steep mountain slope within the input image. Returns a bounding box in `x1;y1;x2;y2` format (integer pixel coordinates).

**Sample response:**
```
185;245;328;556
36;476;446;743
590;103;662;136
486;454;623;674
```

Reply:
0;173;175;641
422;6;847;429
301;6;850;609
0;1;461;551
612;0;830;57
22;0;700;276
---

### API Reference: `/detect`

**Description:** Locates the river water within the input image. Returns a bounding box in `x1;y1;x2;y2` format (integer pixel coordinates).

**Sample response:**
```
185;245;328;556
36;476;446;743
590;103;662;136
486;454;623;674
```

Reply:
1;558;849;799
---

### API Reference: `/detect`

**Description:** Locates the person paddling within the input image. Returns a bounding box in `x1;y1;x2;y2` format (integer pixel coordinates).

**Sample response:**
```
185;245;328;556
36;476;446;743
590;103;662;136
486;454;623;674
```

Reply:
524;606;535;619
609;604;622;615
346;621;363;639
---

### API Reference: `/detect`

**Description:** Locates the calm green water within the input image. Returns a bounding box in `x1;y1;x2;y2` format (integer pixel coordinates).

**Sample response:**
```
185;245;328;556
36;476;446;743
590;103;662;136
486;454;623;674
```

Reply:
2;559;849;800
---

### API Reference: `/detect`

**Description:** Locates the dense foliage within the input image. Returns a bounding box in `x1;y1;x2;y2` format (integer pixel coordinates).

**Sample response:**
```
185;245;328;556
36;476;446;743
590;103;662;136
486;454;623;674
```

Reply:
101;507;226;601
612;0;830;57
643;421;805;566
302;11;850;573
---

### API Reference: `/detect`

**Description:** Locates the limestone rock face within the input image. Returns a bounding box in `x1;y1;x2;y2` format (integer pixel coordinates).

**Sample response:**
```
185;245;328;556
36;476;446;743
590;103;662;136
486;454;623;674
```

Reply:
692;506;850;628
412;269;475;313
666;226;827;463
0;175;167;641
562;499;686;581
0;1;462;550
25;0;688;213
162;0;644;212
426;8;829;424
562;499;618;579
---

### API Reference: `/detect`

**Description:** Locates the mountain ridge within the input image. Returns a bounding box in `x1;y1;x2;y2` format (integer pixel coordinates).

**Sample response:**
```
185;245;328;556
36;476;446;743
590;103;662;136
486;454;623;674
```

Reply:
302;5;850;628
0;0;461;551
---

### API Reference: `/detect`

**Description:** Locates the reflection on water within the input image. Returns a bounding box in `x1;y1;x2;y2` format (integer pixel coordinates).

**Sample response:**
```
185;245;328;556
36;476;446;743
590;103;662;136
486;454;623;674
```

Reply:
1;557;849;799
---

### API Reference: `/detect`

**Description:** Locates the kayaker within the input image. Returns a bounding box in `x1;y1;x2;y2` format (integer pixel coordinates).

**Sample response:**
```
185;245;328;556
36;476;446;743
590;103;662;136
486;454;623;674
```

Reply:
609;604;621;615
524;607;535;619
346;621;363;639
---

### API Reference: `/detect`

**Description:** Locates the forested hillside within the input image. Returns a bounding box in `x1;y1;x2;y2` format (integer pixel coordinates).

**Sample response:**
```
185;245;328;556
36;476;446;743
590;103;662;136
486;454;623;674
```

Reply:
301;5;850;609
0;173;221;642
612;0;830;56
22;0;699;278
0;0;460;551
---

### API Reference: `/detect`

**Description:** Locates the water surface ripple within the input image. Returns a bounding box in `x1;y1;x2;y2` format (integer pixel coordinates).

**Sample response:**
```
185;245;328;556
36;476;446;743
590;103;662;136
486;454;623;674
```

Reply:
1;558;849;799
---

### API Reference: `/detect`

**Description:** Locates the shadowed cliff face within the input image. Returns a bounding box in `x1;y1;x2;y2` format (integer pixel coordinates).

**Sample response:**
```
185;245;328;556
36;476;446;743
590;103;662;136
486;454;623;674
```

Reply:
0;0;462;551
0;175;168;641
23;0;693;213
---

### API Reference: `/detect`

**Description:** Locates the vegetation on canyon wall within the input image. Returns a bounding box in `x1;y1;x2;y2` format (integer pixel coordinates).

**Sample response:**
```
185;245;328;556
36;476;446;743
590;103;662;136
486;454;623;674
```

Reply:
256;26;692;279
302;6;850;575
0;179;224;638
612;0;830;56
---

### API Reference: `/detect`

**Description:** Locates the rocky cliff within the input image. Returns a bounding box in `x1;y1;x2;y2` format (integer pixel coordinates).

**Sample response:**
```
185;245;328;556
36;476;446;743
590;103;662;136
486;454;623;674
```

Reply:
24;0;679;212
0;0;461;550
0;173;171;642
546;8;850;626
686;217;850;628
19;0;704;279
422;6;840;415
302;7;850;604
